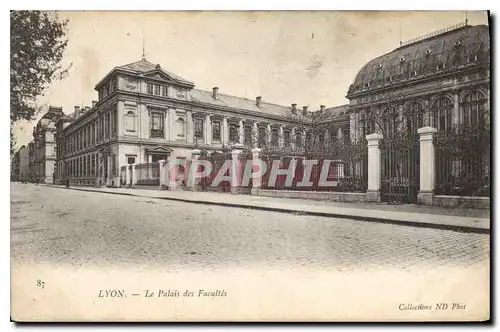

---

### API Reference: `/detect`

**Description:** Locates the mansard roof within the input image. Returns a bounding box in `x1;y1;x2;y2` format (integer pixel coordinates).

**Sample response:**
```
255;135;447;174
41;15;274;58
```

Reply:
348;24;490;96
190;89;292;118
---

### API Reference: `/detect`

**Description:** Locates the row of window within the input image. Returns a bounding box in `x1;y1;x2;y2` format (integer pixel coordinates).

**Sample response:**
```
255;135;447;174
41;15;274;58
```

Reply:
61;109;117;156
59;153;118;179
358;92;488;137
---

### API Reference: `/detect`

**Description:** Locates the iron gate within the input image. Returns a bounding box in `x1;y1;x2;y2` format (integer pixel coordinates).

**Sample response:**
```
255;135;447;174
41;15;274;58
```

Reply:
380;102;423;204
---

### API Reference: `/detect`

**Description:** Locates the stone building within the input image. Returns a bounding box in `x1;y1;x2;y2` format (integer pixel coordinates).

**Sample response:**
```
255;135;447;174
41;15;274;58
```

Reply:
29;106;64;184
53;56;348;187
346;22;490;203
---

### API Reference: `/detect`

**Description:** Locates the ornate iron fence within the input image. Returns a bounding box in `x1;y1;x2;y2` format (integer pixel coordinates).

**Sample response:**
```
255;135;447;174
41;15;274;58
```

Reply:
259;141;367;192
199;150;232;192
135;162;160;186
434;126;490;197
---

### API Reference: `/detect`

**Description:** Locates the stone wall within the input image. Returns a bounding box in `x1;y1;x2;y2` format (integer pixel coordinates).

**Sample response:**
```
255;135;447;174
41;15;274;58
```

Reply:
253;189;367;202
432;195;490;210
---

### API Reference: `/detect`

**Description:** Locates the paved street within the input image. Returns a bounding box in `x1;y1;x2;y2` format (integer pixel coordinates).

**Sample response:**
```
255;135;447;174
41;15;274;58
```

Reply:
11;183;489;272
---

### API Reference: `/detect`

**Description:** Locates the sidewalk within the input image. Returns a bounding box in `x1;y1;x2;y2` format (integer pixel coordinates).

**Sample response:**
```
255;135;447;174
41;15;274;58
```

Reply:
45;184;490;234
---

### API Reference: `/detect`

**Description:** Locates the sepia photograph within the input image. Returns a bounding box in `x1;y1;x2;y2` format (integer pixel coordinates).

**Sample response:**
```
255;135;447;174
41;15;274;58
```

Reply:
9;9;491;322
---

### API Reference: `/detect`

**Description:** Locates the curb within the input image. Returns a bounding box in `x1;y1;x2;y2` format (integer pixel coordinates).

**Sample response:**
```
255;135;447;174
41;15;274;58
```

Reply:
46;185;490;235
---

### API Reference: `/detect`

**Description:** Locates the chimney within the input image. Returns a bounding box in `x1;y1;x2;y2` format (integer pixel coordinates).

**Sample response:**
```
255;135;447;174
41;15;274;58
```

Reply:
74;106;80;117
320;105;325;112
84;106;91;112
303;106;308;112
212;87;219;99
92;100;97;107
291;103;297;111
256;96;262;107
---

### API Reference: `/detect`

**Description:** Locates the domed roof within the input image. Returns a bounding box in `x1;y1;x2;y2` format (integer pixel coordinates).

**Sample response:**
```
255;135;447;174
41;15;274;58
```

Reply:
348;24;489;96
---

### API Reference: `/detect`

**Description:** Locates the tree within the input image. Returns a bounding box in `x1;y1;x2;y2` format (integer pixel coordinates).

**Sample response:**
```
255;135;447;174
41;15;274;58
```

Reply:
10;11;69;123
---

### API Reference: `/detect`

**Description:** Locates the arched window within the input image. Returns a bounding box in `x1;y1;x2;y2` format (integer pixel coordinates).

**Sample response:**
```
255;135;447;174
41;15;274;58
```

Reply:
460;90;487;129
381;105;398;139
431;97;453;132
177;117;185;137
125;111;136;132
404;102;424;134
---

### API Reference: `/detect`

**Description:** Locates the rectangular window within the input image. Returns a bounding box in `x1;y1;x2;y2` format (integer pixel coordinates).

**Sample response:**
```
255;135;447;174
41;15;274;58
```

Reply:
229;123;239;142
147;83;153;94
112;109;117;134
194;118;204;139
125;111;136;132
150;112;164;138
153;84;161;95
127;156;136;164
306;132;313;147
319;134;325;146
212;120;221;141
258;126;267;146
112;155;117;176
271;128;279;146
244;125;252;146
161;86;168;96
284;130;291;147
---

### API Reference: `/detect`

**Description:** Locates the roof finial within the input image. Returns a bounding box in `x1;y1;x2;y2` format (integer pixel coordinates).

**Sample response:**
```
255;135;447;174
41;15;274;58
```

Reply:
465;11;468;25
399;18;402;46
141;29;146;60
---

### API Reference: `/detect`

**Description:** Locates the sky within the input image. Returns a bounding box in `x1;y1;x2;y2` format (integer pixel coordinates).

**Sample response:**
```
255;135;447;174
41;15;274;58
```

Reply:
12;10;489;149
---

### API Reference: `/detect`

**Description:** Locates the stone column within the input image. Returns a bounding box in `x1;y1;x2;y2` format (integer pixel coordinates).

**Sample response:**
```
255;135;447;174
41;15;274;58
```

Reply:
252;122;259;148
231;149;243;195
222;117;229;146
131;163;137;188
205;113;212;145
291;127;296;149
186;110;194;144
366;133;383;202
106;155;112;186
417;127;438;205
158;159;167;190
251;147;262;195
126;164;132;188
452;89;460;126
267;124;272;145
239;120;244;145
278;126;284;148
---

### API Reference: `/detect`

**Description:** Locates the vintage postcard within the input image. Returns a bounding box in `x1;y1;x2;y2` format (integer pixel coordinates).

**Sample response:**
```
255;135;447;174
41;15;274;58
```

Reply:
10;10;490;322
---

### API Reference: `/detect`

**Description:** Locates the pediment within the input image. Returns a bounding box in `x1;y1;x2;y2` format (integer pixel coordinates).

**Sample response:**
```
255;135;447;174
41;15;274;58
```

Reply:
142;70;176;83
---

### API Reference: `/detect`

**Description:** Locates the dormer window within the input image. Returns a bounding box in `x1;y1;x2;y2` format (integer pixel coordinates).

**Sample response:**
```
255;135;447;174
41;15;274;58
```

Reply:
377;63;383;69
467;54;478;63
425;48;432;55
400;56;406;63
455;40;462;47
410;70;418;77
385;76;392;83
364;82;371;88
437;63;446;71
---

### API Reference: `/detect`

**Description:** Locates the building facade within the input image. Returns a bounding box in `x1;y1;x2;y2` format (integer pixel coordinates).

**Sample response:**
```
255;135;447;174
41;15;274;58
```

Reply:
29;106;64;184
53;57;348;187
346;22;490;202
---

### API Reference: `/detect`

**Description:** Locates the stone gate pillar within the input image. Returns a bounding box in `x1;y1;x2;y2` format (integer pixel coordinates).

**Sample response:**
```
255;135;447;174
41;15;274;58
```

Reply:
366;133;383;202
417;127;438;205
189;150;202;191
126;164;132;188
158;159;167;190
131;163;137;188
231;149;243;195
251;147;262;195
